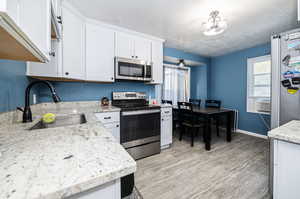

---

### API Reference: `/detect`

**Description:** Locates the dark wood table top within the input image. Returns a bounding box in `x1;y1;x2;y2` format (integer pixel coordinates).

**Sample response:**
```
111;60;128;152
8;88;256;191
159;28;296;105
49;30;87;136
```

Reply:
173;106;233;115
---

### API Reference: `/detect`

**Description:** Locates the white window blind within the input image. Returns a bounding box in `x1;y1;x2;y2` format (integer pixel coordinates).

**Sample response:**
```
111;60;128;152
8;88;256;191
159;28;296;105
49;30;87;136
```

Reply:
163;64;190;105
247;55;271;114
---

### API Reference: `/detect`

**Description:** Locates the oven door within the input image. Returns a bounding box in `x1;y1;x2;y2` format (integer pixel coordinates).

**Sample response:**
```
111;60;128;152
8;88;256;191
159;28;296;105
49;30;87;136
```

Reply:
115;57;146;81
120;109;161;148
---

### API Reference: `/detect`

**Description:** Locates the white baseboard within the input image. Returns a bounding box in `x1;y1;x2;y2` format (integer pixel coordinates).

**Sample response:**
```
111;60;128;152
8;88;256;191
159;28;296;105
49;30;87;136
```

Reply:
236;129;268;139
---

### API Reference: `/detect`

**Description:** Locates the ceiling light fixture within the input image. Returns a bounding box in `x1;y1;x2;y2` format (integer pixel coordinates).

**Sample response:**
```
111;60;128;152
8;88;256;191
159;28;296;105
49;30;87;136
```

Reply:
202;11;227;36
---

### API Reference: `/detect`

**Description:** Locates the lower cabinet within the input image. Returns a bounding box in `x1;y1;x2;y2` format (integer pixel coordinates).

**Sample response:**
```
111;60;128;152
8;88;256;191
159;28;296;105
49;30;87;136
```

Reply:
272;139;300;199
94;111;120;143
68;179;120;199
161;107;173;149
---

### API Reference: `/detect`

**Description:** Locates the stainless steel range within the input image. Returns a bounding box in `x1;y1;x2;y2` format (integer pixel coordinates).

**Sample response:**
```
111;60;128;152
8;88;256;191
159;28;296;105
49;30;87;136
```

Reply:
112;92;161;160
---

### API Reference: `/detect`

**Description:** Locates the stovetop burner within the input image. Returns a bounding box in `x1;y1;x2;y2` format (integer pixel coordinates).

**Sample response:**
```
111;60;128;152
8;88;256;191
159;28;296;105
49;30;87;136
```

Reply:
111;92;160;112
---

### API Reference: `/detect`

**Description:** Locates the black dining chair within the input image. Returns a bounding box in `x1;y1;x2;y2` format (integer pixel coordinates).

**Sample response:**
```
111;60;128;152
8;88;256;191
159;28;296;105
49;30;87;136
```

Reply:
189;99;201;107
177;102;205;147
162;100;173;105
205;100;222;137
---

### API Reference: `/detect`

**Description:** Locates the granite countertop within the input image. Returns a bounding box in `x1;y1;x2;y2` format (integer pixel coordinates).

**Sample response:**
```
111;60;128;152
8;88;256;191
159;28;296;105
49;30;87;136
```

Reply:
0;101;136;199
268;120;300;144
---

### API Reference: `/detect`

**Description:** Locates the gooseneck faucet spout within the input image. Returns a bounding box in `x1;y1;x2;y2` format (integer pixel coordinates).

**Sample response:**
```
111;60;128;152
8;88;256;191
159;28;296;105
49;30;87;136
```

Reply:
23;80;61;123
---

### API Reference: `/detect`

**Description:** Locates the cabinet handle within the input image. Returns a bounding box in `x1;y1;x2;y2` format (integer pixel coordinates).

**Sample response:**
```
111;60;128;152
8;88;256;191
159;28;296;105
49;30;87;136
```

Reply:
165;111;170;114
49;52;55;57
65;72;69;75
116;125;119;127
104;117;111;120
131;56;134;58
136;56;138;59
111;77;114;80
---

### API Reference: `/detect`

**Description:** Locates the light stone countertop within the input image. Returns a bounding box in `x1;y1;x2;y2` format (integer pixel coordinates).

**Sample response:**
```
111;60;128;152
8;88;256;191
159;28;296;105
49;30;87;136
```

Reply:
268;120;300;144
0;101;136;199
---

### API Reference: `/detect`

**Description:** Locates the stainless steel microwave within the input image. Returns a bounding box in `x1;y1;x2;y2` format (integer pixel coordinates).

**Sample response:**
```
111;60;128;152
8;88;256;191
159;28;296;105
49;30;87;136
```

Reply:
115;57;152;82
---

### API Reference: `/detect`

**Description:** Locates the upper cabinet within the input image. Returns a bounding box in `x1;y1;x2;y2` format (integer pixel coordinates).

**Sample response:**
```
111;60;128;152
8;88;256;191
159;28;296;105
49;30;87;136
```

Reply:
62;4;85;80
151;41;163;84
86;22;115;82
26;2;164;84
116;32;152;62
0;0;51;62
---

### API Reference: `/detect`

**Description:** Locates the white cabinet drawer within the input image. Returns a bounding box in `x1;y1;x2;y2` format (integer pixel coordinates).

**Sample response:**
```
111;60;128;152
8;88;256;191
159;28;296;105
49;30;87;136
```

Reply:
103;123;120;143
161;107;172;117
95;112;120;124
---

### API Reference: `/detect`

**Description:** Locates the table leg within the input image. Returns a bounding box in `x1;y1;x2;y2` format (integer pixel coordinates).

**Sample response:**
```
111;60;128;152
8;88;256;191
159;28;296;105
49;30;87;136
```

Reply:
226;112;232;142
205;117;212;151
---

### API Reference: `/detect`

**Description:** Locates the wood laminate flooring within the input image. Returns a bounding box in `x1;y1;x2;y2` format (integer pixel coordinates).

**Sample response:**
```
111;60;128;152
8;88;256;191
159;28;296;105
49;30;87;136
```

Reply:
135;131;270;199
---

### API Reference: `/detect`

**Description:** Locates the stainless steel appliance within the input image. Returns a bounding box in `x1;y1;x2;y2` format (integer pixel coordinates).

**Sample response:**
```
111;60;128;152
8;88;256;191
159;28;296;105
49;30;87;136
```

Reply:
112;92;161;160
115;57;152;82
271;28;300;128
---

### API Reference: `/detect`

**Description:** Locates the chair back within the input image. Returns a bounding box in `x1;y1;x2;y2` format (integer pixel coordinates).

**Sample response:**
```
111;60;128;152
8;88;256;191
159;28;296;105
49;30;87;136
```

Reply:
189;99;201;107
162;100;173;105
177;102;197;125
205;100;221;108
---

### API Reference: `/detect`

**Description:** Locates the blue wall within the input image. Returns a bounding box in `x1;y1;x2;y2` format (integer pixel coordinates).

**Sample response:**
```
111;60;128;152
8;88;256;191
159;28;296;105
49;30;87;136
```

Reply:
37;81;155;102
0;60;30;112
163;47;210;100
209;43;271;135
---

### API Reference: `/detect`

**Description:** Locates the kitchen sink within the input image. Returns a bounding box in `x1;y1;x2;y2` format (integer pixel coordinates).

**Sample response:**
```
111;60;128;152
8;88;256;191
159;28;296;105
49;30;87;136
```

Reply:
29;114;87;130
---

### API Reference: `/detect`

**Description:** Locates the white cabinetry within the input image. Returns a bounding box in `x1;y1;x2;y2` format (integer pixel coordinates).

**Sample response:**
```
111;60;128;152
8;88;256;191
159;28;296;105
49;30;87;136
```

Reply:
0;0;51;62
134;36;151;61
116;32;151;62
69;179;120;199
150;41;163;84
62;4;85;80
161;107;173;149
86;22;115;82
95;111;120;143
27;40;62;77
273;139;300;199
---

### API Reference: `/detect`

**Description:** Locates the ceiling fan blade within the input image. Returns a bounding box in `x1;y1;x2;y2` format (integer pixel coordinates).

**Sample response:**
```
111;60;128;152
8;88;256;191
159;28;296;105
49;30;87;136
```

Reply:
163;56;180;64
184;60;206;67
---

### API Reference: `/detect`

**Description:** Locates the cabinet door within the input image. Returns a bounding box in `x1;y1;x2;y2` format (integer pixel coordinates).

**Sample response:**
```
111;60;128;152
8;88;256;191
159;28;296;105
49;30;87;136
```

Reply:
27;40;62;77
161;115;172;148
86;23;115;82
62;6;85;80
18;0;51;60
150;41;163;84
115;32;134;59
5;0;20;24
134;36;151;61
103;123;120;143
274;140;300;199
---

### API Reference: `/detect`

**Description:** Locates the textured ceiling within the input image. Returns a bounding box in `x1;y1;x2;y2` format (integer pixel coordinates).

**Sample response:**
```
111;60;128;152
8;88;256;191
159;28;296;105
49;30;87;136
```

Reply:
68;0;299;57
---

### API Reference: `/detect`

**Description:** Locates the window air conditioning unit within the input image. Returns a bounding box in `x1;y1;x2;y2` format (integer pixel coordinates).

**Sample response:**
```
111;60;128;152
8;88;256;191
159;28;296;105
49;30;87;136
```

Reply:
255;101;271;113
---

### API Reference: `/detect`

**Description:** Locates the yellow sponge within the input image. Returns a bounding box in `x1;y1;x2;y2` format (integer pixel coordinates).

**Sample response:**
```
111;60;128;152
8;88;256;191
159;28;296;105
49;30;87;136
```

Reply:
42;113;56;124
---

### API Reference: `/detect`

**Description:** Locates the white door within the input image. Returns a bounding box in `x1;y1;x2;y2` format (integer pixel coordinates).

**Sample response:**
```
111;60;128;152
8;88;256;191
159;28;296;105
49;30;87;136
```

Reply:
150;41;163;84
86;23;115;82
103;123;120;143
274;140;300;199
6;0;20;24
161;115;172;147
134;36;151;61
18;0;51;60
115;32;134;59
27;40;62;77
62;6;85;80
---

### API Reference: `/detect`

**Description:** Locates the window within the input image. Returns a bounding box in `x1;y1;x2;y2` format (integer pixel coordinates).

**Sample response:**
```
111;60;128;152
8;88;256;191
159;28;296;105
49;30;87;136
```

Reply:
162;64;190;105
247;55;271;114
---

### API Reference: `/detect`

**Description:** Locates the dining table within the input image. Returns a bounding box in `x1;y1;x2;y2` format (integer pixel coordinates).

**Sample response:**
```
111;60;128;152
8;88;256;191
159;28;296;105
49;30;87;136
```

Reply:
173;106;235;151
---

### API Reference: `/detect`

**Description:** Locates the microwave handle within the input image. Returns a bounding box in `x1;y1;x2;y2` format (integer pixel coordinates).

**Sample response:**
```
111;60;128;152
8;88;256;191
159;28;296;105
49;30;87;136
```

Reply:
144;64;147;79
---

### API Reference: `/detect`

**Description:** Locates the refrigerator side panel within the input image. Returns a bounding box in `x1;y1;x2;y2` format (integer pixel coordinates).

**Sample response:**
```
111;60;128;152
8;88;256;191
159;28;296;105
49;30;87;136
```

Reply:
271;35;281;129
280;30;300;125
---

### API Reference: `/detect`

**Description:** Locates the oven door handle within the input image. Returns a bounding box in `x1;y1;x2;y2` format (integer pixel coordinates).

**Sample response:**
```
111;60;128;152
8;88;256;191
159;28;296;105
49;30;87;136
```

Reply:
122;109;160;116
